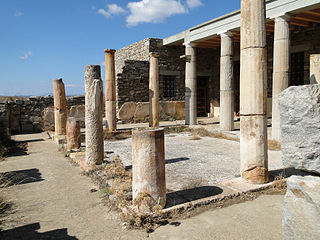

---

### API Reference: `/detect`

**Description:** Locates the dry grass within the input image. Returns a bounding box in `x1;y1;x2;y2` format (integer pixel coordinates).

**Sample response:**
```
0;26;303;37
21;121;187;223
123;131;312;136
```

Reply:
190;128;239;142
0;175;13;227
189;134;201;140
164;126;188;134
268;139;281;151
104;130;131;141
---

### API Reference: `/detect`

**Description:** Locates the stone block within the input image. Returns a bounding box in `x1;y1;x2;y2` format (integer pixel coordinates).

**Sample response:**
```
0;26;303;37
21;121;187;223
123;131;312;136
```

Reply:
42;107;54;131
174;101;185;120
279;84;320;174
283;175;320;240
117;102;137;121
134;102;149;121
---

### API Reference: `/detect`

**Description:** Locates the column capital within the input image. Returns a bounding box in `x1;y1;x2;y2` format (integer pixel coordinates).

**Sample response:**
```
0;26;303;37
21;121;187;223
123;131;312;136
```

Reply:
183;42;195;48
104;49;116;54
149;52;160;58
273;14;291;22
219;31;233;38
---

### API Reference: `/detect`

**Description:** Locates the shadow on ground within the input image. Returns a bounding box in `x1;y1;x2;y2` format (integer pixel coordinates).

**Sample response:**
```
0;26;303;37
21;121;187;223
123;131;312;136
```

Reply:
125;157;189;171
0;168;44;186
0;222;77;240
269;167;320;181
165;186;223;208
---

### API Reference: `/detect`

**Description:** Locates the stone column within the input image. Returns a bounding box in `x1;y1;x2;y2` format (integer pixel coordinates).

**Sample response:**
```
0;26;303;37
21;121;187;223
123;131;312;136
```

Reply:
53;78;67;135
272;15;291;142
132;128;166;209
220;32;235;131
185;43;197;125
104;49;117;131
66;117;81;151
149;53;160;128
240;0;268;184
85;65;104;168
310;54;320;84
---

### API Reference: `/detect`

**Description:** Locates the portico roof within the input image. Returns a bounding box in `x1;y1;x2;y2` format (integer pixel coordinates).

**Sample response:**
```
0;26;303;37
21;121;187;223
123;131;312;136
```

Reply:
163;0;320;48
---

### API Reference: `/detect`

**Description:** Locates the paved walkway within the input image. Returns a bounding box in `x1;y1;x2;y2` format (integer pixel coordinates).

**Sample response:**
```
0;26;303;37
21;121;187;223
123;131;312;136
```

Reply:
0;133;284;240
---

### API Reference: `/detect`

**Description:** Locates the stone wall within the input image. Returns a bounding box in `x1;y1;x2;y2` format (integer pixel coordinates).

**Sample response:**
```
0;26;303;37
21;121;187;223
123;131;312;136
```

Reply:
115;38;219;113
0;96;84;134
0;102;9;142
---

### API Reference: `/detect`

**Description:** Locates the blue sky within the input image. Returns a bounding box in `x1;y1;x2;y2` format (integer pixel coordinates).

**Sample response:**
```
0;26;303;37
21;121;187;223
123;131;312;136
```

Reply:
0;0;240;96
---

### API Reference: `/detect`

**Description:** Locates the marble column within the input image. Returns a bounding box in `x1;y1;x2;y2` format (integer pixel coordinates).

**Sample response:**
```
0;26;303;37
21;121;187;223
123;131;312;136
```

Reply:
272;15;291;142
53;78;67;136
185;43;197;125
240;0;268;184
149;53;160;128
220;31;235;131
104;49;117;131
85;65;104;168
132;128;166;210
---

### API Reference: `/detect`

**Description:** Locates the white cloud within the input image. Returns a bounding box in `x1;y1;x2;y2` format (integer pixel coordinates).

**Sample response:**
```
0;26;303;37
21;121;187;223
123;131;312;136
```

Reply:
97;4;126;18
100;61;105;66
19;51;32;60
108;4;126;15
126;0;187;27
97;8;111;18
186;0;202;8
14;11;22;17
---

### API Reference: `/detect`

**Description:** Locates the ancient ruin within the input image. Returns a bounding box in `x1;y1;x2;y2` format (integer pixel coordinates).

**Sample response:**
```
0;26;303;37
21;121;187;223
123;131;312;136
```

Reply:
132;128;166;209
104;49;117;131
1;0;320;239
53;78;67;136
66;117;81;151
149;53;160;128
85;65;104;167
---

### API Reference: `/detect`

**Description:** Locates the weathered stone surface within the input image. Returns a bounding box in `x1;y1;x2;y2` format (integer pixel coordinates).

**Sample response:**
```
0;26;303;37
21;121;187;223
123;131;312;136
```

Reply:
66;118;81;151
279;84;320;174
134;102;150;122
283;175;320;240
68;105;85;127
132;128;166;210
117;102;137;121
119;101;185;122
85;65;104;168
53;78;67;136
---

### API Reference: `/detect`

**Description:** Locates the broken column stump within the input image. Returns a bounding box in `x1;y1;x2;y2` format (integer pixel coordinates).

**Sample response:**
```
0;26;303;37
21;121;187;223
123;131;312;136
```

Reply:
85;65;104;168
66;117;81;151
132;128;166;211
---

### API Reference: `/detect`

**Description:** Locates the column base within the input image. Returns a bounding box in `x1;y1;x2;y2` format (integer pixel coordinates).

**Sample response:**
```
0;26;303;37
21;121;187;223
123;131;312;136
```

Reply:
242;166;268;184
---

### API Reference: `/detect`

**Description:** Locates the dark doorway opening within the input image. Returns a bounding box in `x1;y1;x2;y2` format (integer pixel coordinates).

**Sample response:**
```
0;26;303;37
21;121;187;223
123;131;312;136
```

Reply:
234;61;240;115
290;52;305;86
197;76;210;117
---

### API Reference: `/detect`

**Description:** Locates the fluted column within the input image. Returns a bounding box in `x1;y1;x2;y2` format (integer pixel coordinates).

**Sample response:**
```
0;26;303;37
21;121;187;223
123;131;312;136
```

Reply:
240;0;268;184
53;78;67;136
185;43;197;125
149;53;160;128
220;31;235;131
104;49;117;131
272;15;291;142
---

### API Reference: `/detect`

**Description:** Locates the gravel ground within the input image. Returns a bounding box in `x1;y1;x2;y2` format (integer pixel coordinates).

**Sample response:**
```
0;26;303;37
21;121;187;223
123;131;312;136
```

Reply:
104;132;283;191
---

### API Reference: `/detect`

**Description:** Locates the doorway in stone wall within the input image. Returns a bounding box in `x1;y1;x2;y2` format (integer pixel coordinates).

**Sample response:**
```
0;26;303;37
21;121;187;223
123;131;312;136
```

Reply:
290;52;305;86
197;76;210;117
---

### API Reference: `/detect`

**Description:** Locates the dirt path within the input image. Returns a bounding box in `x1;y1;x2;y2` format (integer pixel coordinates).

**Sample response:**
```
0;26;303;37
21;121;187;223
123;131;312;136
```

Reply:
0;133;146;240
0;133;284;240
